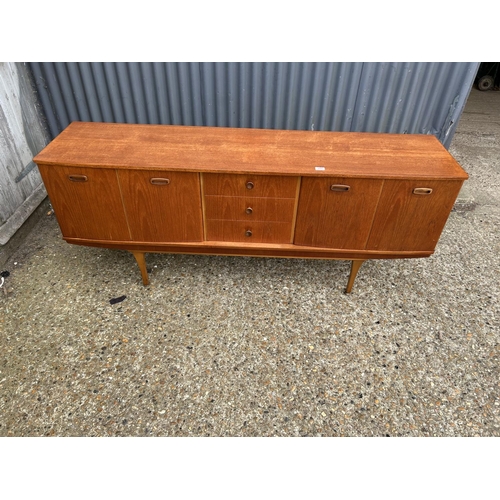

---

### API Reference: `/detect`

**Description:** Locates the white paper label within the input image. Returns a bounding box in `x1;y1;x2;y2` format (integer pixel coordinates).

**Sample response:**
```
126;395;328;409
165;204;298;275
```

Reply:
315;166;325;171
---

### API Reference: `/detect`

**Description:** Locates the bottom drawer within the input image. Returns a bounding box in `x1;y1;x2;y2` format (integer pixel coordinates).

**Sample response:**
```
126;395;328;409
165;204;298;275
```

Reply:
205;220;293;243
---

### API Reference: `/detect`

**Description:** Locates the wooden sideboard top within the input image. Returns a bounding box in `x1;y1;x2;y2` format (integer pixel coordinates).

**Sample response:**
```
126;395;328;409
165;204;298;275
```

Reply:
34;121;468;180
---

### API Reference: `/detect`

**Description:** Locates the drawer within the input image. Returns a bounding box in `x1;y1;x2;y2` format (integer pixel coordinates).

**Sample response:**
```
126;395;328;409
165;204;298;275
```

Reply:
204;196;296;222
205;220;293;243
203;173;298;198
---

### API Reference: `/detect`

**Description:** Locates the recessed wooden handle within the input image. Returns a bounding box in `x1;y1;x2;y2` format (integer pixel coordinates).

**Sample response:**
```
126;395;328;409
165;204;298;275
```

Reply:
245;230;252;237
246;181;254;189
330;184;350;192
150;178;170;185
245;207;253;214
68;175;88;182
413;188;433;195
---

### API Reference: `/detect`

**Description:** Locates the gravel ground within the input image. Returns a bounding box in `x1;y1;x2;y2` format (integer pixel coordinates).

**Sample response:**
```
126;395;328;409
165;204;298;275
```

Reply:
0;89;499;437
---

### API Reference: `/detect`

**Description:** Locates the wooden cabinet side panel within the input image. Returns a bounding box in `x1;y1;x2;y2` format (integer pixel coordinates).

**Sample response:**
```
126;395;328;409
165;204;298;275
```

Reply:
366;180;463;251
38;164;131;241
294;177;383;249
117;170;203;242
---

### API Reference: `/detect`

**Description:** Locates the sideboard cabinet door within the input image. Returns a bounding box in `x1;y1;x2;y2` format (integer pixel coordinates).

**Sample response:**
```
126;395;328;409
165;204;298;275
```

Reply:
38;165;131;241
294;177;383;249
366;180;463;252
117;170;203;242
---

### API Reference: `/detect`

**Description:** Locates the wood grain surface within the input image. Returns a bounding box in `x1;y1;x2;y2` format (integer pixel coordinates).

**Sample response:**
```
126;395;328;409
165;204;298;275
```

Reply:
34;122;468;180
202;173;298;197
366;180;464;251
294;177;384;249
117;170;203;242
204;196;296;222
38;164;131;241
64;236;433;260
205;220;293;243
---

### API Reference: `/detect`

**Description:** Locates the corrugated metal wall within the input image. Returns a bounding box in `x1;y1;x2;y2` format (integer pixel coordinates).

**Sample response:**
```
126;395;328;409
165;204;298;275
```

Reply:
29;62;479;148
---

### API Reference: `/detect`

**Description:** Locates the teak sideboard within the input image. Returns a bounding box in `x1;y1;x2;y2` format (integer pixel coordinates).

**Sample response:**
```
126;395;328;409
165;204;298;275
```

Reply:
34;122;468;292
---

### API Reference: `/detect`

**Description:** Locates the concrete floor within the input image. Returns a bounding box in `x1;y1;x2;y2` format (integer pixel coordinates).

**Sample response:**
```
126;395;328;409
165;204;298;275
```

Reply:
0;88;499;437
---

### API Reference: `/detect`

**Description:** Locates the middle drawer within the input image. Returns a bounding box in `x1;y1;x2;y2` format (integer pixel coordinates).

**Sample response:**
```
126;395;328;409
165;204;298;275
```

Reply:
204;196;296;222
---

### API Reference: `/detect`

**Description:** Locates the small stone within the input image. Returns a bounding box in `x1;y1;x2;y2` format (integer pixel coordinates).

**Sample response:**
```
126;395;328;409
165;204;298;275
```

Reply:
109;295;126;305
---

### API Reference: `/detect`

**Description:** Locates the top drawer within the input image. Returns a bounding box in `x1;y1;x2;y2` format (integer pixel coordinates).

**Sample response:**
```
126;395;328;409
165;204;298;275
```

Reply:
203;173;298;198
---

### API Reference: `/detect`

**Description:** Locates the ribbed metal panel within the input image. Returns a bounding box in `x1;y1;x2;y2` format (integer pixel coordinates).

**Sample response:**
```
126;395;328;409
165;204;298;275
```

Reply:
29;62;479;148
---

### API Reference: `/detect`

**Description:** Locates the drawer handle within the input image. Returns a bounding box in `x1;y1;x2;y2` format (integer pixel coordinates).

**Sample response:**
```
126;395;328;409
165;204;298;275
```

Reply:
330;184;350;192
68;175;88;182
150;178;170;186
246;181;254;190
245;230;252;237
413;187;433;195
245;207;253;215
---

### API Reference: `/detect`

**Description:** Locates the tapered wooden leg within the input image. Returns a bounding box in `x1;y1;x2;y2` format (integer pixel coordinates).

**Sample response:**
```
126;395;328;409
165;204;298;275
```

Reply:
131;251;149;285
346;260;365;293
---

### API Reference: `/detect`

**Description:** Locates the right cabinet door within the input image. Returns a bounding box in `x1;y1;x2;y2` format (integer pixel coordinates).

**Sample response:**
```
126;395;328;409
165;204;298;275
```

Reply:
294;177;383;249
366;179;463;252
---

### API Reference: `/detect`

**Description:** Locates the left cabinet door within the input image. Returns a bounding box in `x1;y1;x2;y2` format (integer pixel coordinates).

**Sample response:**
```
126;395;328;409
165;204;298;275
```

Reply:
38;165;131;241
117;170;203;242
